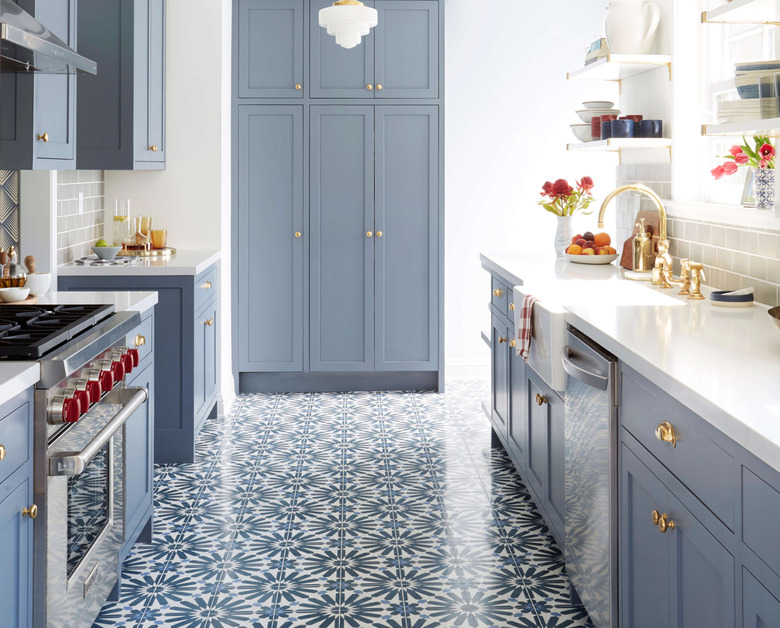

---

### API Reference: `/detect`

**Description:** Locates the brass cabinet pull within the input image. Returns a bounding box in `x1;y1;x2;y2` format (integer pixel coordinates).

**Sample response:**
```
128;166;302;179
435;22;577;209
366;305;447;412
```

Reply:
655;421;677;447
150;145;158;152
536;393;547;406
376;231;383;238
376;84;383;90
295;84;302;90
367;84;374;90
135;334;146;347
205;318;214;327
22;504;38;519
498;336;506;344
0;444;5;461
366;231;373;238
651;509;661;526
493;288;503;298
37;133;49;142
658;513;675;533
201;281;212;290
295;232;302;238
509;303;515;311
509;339;517;348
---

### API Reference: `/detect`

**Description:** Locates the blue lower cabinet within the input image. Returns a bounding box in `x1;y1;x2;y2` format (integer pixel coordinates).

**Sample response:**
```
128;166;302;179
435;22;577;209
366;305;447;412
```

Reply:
490;315;509;442
744;568;780;628
195;298;218;434
620;442;735;628
507;343;528;477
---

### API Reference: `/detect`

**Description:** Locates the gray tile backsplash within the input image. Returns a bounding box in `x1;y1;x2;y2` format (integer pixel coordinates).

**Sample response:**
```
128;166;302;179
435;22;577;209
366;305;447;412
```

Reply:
56;170;105;264
616;164;780;307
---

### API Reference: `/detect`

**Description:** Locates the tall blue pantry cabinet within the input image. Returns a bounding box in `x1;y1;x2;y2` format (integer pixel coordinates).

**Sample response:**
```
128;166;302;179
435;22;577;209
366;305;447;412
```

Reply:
233;0;444;392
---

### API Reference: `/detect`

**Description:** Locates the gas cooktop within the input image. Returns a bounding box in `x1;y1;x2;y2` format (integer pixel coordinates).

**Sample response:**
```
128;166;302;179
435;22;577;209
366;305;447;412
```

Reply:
0;304;115;359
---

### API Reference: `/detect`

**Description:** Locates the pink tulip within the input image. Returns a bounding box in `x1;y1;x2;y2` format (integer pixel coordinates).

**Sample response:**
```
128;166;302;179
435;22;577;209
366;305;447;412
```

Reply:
760;158;772;169
734;151;749;165
722;161;738;175
728;145;743;156
711;165;726;179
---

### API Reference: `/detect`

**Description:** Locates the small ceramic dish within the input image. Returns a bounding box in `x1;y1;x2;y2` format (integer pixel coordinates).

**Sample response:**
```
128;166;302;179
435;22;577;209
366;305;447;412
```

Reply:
769;307;780;335
710;290;754;307
576;108;621;124
570;124;593;142
91;246;123;261
25;272;51;296
0;287;31;303
564;253;619;265
582;101;615;110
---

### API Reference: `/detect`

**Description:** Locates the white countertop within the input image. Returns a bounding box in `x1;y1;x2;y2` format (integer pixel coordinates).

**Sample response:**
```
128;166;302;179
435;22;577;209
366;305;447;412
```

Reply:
0;290;159;405
481;251;780;473
58;249;221;277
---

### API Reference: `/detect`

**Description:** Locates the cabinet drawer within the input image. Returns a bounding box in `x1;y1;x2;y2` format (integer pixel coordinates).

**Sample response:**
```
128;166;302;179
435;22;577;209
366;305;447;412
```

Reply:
194;266;219;312
621;367;737;530
126;314;154;366
0;396;31;486
490;275;509;318
743;469;780;579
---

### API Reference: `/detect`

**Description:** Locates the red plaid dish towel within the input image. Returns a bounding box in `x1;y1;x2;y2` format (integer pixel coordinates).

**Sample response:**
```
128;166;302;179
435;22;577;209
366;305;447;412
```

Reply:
514;294;538;361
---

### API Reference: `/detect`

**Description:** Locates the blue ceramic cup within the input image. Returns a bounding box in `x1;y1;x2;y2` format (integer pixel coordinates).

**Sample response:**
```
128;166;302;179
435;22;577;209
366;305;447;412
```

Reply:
601;120;613;140
611;119;635;138
639;119;663;138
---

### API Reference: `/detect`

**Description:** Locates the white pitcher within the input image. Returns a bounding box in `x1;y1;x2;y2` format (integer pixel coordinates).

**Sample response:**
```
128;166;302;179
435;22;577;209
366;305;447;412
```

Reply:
605;0;661;55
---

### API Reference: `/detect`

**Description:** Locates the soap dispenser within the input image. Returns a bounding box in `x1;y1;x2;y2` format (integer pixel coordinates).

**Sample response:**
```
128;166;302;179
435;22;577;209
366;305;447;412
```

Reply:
632;219;654;273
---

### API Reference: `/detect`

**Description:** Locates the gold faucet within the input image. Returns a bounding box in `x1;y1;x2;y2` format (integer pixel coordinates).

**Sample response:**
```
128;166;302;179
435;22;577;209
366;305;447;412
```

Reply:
687;262;706;300
597;184;669;277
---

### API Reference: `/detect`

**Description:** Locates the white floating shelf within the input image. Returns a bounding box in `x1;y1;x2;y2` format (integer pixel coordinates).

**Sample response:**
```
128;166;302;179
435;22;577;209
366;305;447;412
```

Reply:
702;0;780;25
566;54;672;83
568;138;672;151
702;117;780;137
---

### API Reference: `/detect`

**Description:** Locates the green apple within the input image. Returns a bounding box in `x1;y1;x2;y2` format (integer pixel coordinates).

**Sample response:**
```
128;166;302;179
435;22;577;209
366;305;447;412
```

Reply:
95;239;109;248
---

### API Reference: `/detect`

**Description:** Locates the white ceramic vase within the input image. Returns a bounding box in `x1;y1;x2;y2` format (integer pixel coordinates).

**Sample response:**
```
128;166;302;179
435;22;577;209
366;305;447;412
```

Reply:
554;216;572;257
605;0;661;55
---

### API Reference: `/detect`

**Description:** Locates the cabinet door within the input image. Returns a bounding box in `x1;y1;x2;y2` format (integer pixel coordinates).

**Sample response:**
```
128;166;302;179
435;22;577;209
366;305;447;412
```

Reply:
0;476;33;628
374;1;439;99
310;0;375;98
194;299;218;425
34;0;77;165
124;362;154;555
508;343;528;475
490;317;509;442
310;106;374;371
374;106;438;370
135;0;166;164
238;0;304;98
743;569;780;628
526;371;548;504
238;106;304;372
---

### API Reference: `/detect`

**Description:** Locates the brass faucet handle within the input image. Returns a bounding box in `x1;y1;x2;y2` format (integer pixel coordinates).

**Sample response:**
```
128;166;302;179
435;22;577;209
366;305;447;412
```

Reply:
687;262;706;300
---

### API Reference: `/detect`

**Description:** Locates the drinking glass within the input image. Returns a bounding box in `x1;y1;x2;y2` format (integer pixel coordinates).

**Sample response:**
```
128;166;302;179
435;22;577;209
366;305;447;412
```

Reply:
113;200;131;247
139;216;152;238
150;229;167;249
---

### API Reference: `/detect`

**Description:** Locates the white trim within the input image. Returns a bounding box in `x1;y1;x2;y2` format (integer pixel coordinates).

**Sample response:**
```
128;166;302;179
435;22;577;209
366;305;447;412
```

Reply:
20;171;57;280
665;199;780;229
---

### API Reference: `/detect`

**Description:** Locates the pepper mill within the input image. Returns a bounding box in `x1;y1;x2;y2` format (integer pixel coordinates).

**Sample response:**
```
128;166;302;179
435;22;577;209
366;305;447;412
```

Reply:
24;256;36;274
688;262;706;300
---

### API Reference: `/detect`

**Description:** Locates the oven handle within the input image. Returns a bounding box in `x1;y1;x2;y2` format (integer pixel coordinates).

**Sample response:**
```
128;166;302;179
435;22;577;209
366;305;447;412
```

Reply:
48;387;148;477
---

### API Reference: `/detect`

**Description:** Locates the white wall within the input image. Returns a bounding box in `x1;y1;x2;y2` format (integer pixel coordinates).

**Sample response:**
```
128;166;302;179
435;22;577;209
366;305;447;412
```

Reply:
444;0;618;378
104;0;235;409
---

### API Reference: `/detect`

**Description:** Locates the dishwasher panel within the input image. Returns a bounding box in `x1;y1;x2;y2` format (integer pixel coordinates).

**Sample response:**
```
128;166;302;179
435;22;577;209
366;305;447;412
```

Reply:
563;328;618;628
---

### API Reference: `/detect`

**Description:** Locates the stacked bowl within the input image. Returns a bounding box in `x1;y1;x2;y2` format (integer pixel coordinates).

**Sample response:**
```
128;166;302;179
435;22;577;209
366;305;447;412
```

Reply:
571;101;620;142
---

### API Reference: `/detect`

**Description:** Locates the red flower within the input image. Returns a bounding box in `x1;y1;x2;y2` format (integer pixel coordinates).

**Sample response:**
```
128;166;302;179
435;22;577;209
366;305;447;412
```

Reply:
552;179;572;197
711;165;726;179
576;176;594;193
759;143;775;160
541;181;554;197
728;145;743;156
734;151;749;165
722;161;738;176
760;158;772;169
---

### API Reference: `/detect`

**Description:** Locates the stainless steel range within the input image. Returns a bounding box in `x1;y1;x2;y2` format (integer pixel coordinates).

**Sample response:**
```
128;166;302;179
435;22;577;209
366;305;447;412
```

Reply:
0;304;148;628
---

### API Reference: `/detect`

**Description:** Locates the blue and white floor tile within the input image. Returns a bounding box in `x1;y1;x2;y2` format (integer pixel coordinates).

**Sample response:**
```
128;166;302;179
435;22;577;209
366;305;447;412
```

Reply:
94;381;594;627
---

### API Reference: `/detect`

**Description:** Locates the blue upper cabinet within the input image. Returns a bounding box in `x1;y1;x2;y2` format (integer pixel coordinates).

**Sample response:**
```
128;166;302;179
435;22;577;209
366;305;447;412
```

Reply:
310;0;439;99
374;106;438;370
77;0;166;170
238;0;305;98
310;106;375;371
238;106;304;372
0;0;77;169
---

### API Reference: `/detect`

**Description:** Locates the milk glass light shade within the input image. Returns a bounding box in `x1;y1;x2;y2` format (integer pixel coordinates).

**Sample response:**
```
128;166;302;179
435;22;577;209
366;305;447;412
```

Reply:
319;0;378;50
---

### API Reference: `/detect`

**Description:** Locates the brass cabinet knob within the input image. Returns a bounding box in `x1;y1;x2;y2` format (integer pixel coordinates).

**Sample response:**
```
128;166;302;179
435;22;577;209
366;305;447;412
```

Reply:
536;393;547;406
22;504;38;519
376;231;383;238
366;231;373;238
295;84;302;90
135;334;146;347
0;444;5;461
150;145;158;152
295;232;302;238
493;288;503;298
201;281;212;290
651;509;661;526
509;303;515;311
37;133;49;142
498;336;506;344
509;339;517;348
376;84;383;90
658;513;675;533
205;318;215;327
367;84;374;90
655;421;677;447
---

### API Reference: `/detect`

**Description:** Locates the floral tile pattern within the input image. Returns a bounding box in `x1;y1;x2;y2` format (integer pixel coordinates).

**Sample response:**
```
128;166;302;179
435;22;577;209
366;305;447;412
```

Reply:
94;381;594;628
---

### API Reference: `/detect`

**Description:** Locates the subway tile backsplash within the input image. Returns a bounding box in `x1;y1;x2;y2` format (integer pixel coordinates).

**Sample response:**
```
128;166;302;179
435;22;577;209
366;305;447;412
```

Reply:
616;165;780;307
56;170;105;265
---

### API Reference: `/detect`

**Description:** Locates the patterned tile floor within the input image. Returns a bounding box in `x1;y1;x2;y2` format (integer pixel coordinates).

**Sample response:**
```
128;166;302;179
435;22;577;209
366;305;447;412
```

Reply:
94;380;593;628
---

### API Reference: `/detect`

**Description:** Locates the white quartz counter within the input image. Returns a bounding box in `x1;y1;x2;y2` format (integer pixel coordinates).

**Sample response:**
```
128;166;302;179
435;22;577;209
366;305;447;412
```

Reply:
481;251;780;473
0;290;159;405
58;250;220;277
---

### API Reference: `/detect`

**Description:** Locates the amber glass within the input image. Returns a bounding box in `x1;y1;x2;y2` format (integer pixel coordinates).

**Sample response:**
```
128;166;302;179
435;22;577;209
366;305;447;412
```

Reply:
139;216;152;238
150;229;168;249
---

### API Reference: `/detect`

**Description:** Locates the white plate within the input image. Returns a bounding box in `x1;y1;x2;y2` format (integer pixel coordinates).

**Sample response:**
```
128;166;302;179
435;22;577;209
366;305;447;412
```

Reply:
582;101;614;110
565;253;619;265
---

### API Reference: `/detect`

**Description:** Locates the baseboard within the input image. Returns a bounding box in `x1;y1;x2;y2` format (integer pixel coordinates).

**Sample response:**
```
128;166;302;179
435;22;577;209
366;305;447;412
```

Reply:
239;371;440;393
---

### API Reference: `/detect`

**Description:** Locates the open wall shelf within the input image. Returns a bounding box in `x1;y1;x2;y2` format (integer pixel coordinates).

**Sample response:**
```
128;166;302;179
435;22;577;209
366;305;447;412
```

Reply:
567;138;672;163
567;55;672;85
702;0;780;25
702;117;780;137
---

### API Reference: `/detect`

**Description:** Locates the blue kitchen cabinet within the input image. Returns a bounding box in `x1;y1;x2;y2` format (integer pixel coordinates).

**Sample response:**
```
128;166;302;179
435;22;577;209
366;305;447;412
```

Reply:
309;0;439;99
507;336;528;477
237;0;305;98
0;388;34;628
0;0;77;169
743;569;780;628
374;106;438;370
59;265;220;464
310;106;375;372
490;314;509;443
77;0;166;169
194;299;219;434
237;106;304;373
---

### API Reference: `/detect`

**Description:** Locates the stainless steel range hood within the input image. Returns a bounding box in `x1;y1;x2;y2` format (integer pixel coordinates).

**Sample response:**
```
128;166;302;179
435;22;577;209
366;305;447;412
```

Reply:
0;0;96;74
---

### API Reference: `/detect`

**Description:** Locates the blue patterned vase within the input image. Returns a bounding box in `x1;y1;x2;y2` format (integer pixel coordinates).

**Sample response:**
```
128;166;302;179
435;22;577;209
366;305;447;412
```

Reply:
753;167;776;210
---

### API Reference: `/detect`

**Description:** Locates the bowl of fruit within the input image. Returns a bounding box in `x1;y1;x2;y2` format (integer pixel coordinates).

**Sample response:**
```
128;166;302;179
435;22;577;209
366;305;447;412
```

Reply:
91;239;123;261
564;231;619;264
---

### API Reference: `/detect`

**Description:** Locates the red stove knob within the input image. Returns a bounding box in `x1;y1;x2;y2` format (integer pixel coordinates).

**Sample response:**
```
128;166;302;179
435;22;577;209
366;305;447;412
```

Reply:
85;380;102;401
62;397;81;422
110;361;125;383
71;389;91;413
127;348;140;367
99;370;114;392
120;353;134;375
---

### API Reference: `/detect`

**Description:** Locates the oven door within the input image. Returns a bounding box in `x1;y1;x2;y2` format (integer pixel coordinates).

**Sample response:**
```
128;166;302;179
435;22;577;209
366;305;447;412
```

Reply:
42;387;147;627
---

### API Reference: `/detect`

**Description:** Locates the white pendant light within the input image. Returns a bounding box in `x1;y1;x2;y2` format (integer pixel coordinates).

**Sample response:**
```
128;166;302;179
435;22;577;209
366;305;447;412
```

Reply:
319;0;378;50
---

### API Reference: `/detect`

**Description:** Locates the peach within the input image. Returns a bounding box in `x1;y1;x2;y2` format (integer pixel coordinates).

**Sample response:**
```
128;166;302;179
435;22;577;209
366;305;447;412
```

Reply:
597;247;611;255
576;239;587;247
582;248;596;255
594;232;611;247
571;234;583;244
582;241;595;250
567;244;582;255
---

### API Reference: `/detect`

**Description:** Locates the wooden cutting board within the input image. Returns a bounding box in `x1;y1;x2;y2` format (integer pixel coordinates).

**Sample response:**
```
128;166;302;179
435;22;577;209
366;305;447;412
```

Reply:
1;295;38;306
620;210;662;270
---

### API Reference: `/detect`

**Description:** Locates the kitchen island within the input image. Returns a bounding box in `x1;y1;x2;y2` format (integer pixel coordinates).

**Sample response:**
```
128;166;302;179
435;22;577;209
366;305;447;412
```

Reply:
482;251;780;628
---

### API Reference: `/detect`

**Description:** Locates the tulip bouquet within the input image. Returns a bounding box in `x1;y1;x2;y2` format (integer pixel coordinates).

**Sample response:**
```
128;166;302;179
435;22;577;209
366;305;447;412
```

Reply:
711;137;775;179
537;177;596;216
